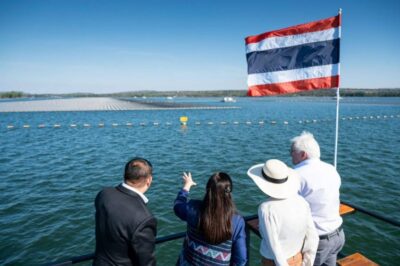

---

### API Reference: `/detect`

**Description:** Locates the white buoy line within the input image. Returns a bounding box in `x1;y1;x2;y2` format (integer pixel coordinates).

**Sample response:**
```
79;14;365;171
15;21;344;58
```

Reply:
4;114;400;130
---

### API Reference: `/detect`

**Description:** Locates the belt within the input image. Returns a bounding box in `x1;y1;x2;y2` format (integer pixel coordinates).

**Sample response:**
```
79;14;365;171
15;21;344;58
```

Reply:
319;226;343;240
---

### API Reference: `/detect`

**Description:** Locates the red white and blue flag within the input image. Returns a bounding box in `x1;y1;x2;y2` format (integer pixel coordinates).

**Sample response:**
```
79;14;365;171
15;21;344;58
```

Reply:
245;14;341;96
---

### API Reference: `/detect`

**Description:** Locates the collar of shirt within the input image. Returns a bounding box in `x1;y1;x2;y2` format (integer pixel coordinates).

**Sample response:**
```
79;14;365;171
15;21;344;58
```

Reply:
122;182;149;203
294;158;320;169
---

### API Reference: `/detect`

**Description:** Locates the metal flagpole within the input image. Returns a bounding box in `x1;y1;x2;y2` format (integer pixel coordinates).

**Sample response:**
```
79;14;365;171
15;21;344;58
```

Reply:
334;8;342;169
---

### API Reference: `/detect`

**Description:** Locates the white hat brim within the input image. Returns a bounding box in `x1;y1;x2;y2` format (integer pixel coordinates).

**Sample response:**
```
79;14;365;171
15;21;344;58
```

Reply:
247;163;300;199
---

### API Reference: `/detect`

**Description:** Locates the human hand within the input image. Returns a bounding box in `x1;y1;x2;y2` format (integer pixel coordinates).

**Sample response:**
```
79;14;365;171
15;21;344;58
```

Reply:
182;172;197;191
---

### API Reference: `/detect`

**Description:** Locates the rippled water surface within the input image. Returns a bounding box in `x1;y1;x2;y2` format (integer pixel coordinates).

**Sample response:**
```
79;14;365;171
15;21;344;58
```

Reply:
1;97;399;265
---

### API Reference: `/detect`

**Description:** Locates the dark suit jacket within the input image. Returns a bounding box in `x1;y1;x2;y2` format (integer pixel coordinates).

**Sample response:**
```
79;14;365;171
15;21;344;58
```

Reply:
94;184;157;266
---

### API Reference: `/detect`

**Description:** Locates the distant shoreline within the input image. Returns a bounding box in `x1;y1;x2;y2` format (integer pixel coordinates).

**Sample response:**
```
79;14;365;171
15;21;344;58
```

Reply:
1;88;400;99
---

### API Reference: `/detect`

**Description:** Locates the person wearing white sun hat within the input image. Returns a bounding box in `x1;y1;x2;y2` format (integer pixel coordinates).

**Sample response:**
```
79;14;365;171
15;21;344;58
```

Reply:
247;159;318;266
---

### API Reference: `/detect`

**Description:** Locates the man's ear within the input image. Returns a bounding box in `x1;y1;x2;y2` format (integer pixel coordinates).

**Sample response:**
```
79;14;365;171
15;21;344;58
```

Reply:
147;175;153;187
301;151;308;160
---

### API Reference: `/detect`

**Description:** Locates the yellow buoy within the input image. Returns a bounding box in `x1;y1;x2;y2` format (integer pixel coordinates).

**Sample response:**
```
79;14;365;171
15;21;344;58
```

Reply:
180;116;188;126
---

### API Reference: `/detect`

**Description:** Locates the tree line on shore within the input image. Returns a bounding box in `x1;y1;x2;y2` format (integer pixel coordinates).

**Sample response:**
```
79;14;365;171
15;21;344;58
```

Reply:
1;88;400;99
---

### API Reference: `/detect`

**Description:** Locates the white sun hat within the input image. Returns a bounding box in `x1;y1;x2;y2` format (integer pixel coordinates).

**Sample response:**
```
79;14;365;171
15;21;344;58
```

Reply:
247;159;300;199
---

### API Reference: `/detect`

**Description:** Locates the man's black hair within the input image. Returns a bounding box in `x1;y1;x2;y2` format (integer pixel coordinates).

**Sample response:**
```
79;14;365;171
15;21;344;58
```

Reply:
124;157;153;182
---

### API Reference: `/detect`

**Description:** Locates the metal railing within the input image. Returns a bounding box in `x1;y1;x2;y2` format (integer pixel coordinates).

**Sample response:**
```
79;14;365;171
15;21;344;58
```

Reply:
46;202;399;266
341;200;400;227
46;215;257;266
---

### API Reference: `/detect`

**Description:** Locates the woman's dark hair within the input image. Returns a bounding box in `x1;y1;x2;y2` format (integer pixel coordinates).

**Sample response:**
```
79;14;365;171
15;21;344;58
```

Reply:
199;172;235;244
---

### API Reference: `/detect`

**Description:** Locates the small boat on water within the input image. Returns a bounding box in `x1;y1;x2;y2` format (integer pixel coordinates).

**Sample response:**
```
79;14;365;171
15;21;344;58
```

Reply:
221;97;236;103
332;96;343;100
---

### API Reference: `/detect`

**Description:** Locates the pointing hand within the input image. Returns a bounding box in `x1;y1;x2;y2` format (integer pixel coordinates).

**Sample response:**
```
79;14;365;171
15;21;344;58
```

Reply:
182;172;197;191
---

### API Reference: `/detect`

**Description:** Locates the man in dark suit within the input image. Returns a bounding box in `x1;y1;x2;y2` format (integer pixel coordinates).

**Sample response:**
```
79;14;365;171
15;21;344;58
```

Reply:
94;157;157;266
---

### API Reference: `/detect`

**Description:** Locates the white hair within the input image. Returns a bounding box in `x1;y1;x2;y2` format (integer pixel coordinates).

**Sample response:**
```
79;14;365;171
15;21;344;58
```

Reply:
291;131;320;159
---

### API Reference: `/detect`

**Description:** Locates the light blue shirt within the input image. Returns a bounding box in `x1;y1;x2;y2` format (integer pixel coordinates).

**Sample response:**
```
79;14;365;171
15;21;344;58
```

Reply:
122;182;149;203
294;158;343;235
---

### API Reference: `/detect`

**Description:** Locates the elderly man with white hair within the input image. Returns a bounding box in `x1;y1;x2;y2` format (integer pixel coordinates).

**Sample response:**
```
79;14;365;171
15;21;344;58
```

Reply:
290;131;345;266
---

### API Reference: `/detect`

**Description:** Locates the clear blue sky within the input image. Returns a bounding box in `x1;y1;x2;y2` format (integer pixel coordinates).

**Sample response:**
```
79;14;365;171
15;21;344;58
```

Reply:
0;0;399;93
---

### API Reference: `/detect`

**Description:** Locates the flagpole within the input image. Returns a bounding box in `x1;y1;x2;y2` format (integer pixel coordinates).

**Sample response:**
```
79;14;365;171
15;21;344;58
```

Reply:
334;8;342;169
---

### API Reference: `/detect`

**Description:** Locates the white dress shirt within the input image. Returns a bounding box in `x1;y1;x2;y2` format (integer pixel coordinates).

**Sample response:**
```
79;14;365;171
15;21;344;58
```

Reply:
122;182;149;203
294;158;342;235
258;195;318;266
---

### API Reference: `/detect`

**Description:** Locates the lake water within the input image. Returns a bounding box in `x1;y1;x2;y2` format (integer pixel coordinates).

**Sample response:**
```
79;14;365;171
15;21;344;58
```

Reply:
1;97;399;265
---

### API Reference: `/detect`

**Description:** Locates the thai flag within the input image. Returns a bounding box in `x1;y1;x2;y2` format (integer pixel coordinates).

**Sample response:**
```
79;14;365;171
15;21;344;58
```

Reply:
245;14;341;96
